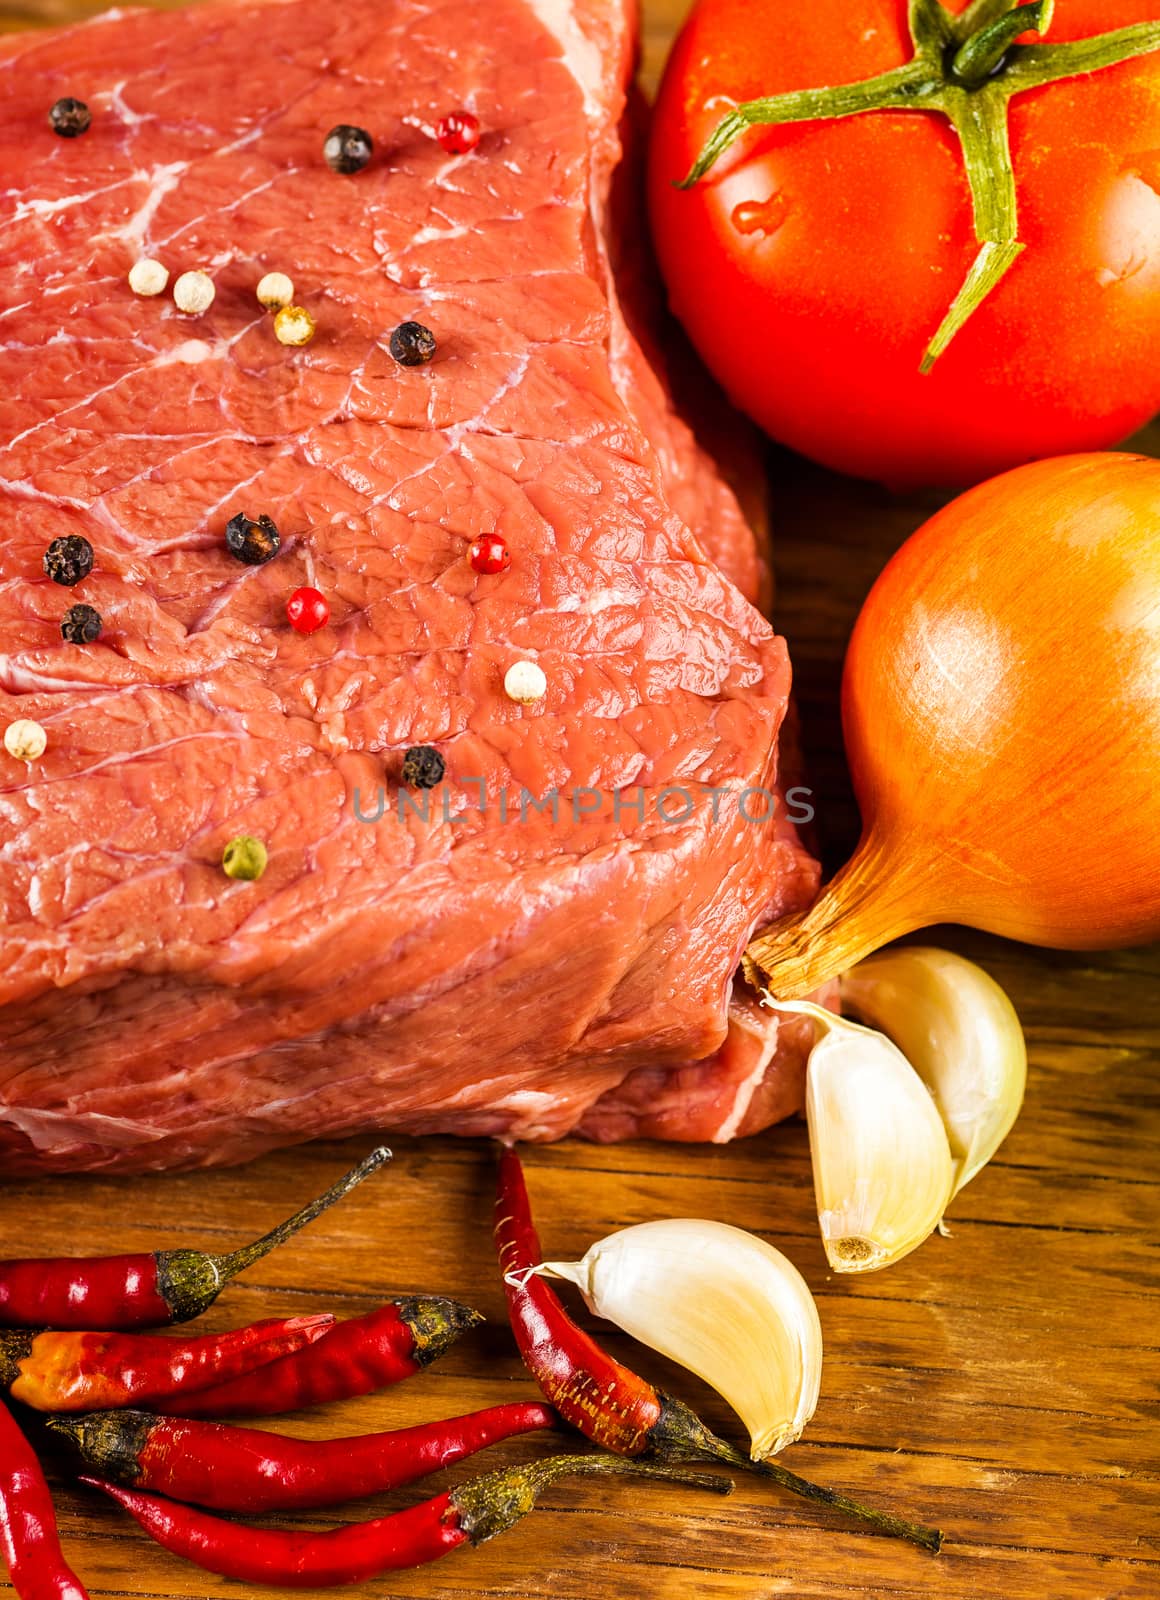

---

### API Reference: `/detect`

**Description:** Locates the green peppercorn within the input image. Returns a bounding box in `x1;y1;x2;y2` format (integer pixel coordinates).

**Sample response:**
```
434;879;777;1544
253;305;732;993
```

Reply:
225;512;281;566
324;125;373;174
49;98;91;138
43;535;94;586
222;835;268;881
401;745;445;789
389;322;437;367
60;604;102;644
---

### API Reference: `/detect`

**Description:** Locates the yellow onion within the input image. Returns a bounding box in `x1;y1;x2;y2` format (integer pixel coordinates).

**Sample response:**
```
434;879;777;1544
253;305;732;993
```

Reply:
747;453;1160;998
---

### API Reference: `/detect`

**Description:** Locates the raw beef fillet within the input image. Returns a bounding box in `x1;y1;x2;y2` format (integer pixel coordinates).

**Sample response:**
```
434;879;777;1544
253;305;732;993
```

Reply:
0;0;820;1174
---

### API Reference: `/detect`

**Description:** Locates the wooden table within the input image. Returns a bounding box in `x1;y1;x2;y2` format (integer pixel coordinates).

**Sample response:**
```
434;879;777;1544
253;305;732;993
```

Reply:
2;3;1158;1598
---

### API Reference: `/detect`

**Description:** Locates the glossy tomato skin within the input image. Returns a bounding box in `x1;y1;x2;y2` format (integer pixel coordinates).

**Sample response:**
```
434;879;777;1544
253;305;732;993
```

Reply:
649;0;1160;488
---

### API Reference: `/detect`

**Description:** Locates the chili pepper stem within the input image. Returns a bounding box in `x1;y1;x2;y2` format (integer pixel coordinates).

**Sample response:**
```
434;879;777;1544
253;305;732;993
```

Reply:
155;1147;392;1320
451;1454;733;1546
399;1295;484;1365
750;1452;943;1553
47;1412;153;1486
0;1333;32;1393
651;1395;942;1553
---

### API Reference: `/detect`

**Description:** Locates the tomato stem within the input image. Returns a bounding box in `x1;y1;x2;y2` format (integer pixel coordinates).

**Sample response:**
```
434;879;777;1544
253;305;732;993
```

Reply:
907;0;954;54
953;0;1024;38
679;2;1160;369
950;0;1055;87
676;62;935;189
921;86;1023;372
1001;21;1160;89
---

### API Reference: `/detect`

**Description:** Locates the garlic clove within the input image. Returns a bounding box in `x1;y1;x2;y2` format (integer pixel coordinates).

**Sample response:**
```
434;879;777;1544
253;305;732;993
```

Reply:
786;1001;954;1274
540;1218;822;1460
838;946;1026;1197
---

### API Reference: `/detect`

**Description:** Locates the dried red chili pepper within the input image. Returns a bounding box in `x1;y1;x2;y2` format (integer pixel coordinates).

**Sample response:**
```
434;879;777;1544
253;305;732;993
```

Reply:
83;1453;731;1584
1;1397;88;1600
0;1148;391;1331
156;1298;481;1418
53;1400;557;1513
495;1146;943;1553
0;1315;332;1414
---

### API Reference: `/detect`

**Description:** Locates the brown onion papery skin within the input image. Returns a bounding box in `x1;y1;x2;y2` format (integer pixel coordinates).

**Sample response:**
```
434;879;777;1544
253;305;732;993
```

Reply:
747;452;1160;998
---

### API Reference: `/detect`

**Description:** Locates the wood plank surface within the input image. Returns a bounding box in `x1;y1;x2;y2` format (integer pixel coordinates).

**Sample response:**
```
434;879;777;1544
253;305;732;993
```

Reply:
2;3;1159;1600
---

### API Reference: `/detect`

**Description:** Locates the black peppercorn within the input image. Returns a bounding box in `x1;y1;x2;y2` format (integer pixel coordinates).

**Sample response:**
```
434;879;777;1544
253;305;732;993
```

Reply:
225;512;281;566
60;603;102;645
49;98;91;138
389;321;437;367
324;125;374;174
401;745;445;789
43;535;94;586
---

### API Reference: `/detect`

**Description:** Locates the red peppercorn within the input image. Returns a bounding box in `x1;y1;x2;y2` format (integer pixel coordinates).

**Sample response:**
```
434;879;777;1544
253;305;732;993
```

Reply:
468;534;510;576
436;111;481;155
287;587;330;634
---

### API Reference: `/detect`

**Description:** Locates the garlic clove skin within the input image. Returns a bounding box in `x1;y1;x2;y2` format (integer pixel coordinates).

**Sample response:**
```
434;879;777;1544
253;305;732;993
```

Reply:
789;1002;954;1274
540;1218;822;1460
838;946;1026;1197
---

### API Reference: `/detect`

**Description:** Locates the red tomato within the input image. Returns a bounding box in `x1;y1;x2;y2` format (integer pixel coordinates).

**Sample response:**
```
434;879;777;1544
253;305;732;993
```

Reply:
649;0;1160;488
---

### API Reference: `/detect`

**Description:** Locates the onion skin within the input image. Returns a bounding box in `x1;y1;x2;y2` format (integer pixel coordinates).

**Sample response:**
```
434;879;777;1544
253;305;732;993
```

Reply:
748;453;1160;998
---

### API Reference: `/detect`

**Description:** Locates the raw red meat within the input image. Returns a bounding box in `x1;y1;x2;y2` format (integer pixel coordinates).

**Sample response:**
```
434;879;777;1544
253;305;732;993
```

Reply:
0;0;820;1174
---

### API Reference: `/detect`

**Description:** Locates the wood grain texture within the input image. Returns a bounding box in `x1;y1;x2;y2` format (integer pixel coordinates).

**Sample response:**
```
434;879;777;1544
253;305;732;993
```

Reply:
2;2;1159;1598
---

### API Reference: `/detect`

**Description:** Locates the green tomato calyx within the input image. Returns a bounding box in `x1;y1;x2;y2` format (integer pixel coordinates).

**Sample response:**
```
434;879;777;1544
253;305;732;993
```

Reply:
679;0;1160;371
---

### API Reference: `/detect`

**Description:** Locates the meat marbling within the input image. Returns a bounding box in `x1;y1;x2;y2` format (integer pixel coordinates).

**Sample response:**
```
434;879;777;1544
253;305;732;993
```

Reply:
0;0;820;1174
